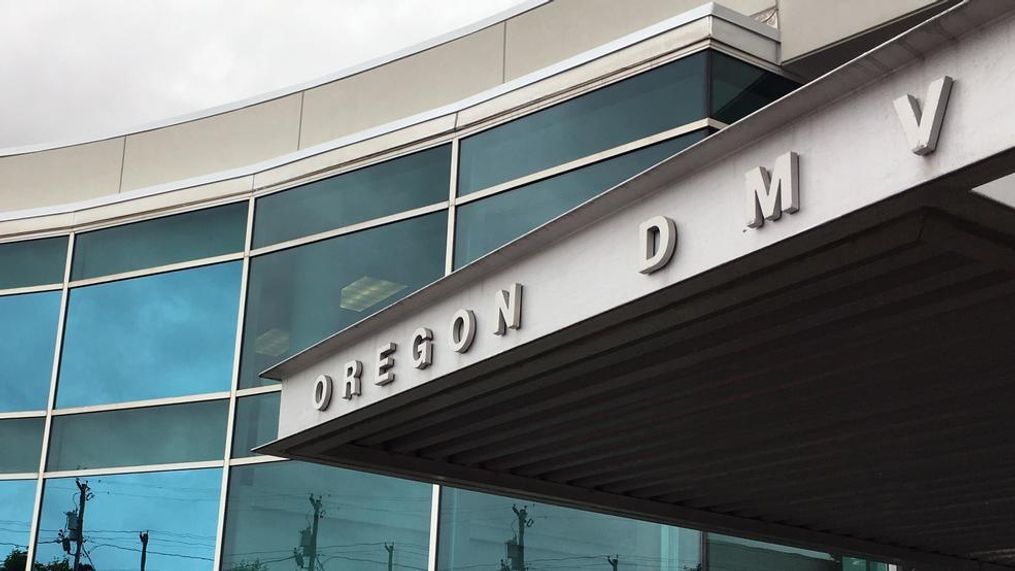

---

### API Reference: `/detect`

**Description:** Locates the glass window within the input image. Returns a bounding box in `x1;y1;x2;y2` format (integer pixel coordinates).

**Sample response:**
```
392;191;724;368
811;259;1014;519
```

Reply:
240;211;447;388
47;400;228;471
0;418;44;473
33;468;221;571
231;392;280;458
71;202;247;280
0;479;37;567
439;487;701;571
0;291;61;412
57;262;241;407
458;51;708;195
254;144;451;247
707;534;839;571
0;236;67;289
455;130;707;268
222;461;432;571
710;51;798;125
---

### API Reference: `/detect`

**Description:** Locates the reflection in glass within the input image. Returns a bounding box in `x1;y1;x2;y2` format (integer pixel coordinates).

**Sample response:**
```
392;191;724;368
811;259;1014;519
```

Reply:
454;130;707;268
0;417;44;473
57;262;241;407
71;201;247;280
0;479;36;566
710;51;798;125
240;211;446;388
708;534;840;571
34;469;221;571
47;401;228;471
231;392;280;458
0;291;61;412
222;461;432;570
0;236;67;289
439;487;700;571
253;144;451;247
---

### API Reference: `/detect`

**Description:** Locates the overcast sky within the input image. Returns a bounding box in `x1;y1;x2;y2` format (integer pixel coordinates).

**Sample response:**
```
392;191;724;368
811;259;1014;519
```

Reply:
0;0;526;149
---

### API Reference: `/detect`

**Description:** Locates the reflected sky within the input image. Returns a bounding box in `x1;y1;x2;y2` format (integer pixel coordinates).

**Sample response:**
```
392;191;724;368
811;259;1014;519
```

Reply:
34;469;221;571
0;479;36;561
57;262;241;407
0;291;61;412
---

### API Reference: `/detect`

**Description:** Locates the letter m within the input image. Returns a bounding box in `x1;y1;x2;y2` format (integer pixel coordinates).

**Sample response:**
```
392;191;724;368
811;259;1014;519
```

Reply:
746;152;799;228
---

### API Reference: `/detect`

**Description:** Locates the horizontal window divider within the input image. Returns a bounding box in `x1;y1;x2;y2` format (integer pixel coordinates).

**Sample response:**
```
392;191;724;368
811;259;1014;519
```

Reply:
455;118;724;206
43;459;224;479
0;283;63;297
52;391;231;416
235;384;282;398
0;410;47;420
250;200;450;257
0;472;38;481
68;251;245;288
228;454;288;467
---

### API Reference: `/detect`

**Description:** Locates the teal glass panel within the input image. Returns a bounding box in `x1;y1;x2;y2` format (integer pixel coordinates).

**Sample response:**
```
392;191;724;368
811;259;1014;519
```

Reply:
71;201;247;280
34;468;221;571
0;291;60;412
708;534;838;571
231;392;280;458
0;236;66;289
57;262;241;407
710;51;798;125
0;418;43;473
458;51;708;195
240;211;447;388
46;400;228;471
439;487;701;571
222;461;432;571
0;479;37;566
253;144;451;247
454;130;707;268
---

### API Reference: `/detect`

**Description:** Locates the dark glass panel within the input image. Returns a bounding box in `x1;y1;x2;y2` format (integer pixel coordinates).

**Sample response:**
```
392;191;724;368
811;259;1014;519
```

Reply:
71;202;247;280
438;487;701;571
454;130;707;268
34;468;220;571
57;262;240;407
231;392;280;458
240;211;446;388
0;418;44;473
0;291;60;412
710;51;799;124
708;534;838;571
458;51;707;195
253;144;451;247
222;461;432;571
0;479;37;565
47;400;228;471
0;236;66;289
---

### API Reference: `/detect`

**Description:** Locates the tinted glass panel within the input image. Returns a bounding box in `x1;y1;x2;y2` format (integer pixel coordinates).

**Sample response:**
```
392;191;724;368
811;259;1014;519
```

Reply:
254;144;451;247
455;131;706;268
458;51;707;195
47;400;228;470
0;291;60;412
71;202;247;280
708;534;838;571
57;262;241;407
241;211;447;388
34;469;220;571
222;461;432;571
710;51;798;125
0;418;44;473
0;479;37;566
231;392;280;458
0;236;66;289
439;487;701;571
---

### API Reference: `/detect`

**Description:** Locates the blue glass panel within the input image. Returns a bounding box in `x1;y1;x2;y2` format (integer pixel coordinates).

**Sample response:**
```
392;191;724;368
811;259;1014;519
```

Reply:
439;487;701;571
222;461;432;571
34;469;221;571
0;479;36;566
0;418;44;473
57;262;241;407
0;236;67;289
710;51;798;124
231;392;280;458
454;130;707;268
0;291;60;412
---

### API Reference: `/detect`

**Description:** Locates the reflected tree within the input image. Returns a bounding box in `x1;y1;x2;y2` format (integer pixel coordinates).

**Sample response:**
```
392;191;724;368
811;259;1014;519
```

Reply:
1;548;71;571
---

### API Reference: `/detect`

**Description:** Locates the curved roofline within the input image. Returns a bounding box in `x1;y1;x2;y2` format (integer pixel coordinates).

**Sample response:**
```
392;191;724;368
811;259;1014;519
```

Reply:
0;0;549;158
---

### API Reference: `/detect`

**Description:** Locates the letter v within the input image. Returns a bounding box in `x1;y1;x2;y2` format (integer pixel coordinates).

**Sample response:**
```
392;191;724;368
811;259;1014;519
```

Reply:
893;76;953;156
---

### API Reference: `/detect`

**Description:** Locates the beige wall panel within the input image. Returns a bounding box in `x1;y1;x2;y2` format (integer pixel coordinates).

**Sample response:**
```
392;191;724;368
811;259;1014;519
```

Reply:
0;213;75;240
120;94;301;192
779;0;942;61
299;24;504;150
504;0;773;80
0;138;125;212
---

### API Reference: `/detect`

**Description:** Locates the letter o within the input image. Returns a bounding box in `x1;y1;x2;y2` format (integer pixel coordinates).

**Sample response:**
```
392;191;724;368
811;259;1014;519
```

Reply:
312;374;333;411
449;309;477;353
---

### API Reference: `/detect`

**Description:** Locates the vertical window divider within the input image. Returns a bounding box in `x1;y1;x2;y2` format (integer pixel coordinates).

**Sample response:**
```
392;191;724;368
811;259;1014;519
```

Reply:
445;137;461;276
427;483;443;571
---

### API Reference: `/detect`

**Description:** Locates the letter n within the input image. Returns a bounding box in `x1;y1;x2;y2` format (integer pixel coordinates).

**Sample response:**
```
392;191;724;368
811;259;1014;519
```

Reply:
746;152;799;229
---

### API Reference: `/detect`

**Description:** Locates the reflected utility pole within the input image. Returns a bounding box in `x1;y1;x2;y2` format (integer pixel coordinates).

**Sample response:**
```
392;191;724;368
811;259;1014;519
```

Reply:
296;495;325;570
69;479;92;571
607;554;619;570
504;505;534;570
385;542;394;571
139;530;149;571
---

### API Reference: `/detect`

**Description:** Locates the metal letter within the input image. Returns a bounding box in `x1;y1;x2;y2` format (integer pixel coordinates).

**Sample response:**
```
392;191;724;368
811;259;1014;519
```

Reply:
312;374;333;411
341;359;362;400
637;216;677;274
893;76;953;155
746;152;799;228
411;327;434;369
449;309;477;353
493;283;523;335
375;342;397;386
